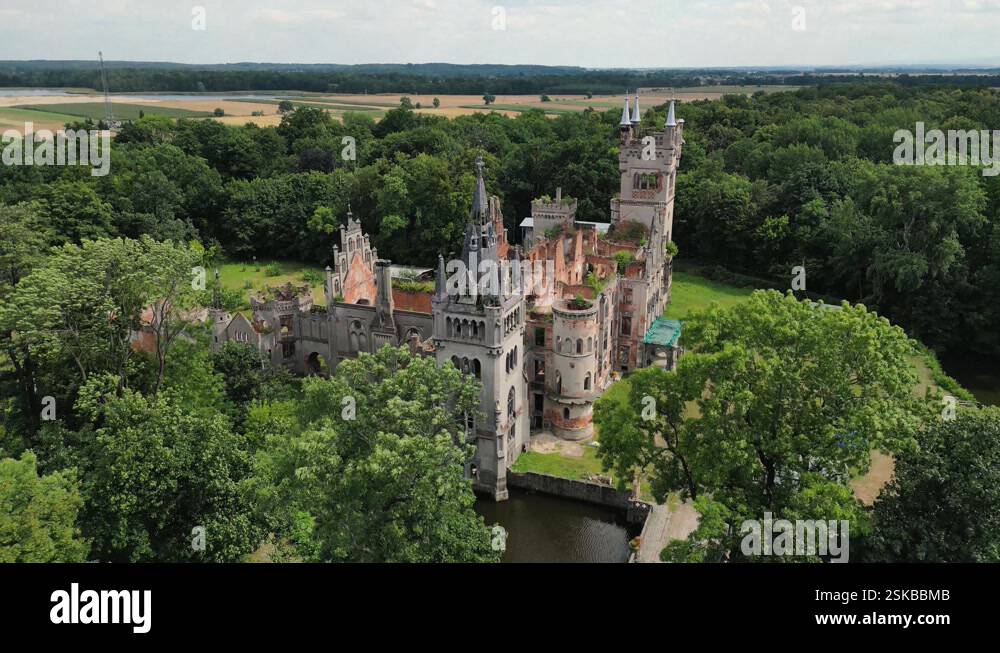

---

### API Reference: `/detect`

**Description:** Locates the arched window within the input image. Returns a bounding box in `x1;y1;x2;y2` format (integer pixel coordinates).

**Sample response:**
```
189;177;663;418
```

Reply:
587;337;593;352
563;407;570;421
474;359;482;379
508;388;516;419
584;373;592;391
451;356;460;371
555;372;562;395
576;339;583;355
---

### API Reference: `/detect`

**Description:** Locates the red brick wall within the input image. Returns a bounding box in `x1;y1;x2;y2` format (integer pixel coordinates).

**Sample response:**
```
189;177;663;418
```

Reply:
392;289;433;314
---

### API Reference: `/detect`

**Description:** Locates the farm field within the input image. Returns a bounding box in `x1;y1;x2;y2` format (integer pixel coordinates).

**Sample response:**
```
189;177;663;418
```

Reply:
0;84;799;131
0;106;84;131
14;102;212;121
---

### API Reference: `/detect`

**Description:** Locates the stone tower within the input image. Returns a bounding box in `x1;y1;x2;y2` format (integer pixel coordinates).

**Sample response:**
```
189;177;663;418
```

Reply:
432;157;528;501
611;99;685;319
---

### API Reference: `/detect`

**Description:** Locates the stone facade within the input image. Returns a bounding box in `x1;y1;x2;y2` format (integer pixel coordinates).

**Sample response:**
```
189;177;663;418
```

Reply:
210;100;685;501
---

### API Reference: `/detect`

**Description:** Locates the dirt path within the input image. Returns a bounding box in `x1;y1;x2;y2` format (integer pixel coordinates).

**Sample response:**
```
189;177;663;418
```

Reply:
636;500;699;563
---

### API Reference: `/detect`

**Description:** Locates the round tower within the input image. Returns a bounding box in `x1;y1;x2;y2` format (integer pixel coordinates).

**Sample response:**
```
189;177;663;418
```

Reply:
548;296;599;441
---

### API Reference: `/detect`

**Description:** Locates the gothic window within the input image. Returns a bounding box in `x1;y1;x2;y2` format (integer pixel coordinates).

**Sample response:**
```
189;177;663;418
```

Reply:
621;313;632;336
451;356;461;371
474;359;482;379
472;322;478;338
534;359;545;381
462;358;470;375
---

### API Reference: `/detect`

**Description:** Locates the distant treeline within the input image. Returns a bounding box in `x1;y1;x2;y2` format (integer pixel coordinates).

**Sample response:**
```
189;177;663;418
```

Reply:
4;59;1000;95
0;61;794;94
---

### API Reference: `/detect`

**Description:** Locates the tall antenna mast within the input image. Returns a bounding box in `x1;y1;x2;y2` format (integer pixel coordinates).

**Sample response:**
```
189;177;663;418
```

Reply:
98;51;115;127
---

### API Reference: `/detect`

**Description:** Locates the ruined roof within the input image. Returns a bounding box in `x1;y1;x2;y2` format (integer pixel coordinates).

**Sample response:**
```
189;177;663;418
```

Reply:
644;318;683;348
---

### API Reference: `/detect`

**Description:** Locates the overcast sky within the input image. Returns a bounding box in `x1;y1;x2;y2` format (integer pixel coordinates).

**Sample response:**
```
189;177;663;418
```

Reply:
1;0;999;68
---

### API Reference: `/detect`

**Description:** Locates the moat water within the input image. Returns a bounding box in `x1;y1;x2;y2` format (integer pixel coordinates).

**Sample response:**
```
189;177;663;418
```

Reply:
474;489;637;563
941;353;1000;407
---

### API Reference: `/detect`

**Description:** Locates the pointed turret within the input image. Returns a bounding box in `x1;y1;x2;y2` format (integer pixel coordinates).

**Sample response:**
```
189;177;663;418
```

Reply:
666;100;677;127
631;92;642;125
619;94;632;127
470;156;489;224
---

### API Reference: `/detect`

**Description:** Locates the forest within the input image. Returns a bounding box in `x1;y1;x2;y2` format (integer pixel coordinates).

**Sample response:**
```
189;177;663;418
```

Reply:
2;81;1000;562
3;82;998;357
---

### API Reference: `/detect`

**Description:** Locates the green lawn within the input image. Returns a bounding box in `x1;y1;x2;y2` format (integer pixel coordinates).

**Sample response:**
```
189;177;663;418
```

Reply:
14;103;212;120
665;271;755;321
512;448;604;480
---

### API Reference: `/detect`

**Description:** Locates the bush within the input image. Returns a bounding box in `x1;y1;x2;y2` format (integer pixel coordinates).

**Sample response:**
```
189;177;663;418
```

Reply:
300;269;325;285
264;263;282;277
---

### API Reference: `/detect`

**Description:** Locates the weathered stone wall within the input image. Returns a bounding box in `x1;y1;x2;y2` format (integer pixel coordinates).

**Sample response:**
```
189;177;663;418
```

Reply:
507;471;651;524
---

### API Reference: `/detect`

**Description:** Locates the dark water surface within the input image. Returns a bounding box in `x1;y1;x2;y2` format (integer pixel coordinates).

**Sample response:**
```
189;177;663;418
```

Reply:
940;353;1000;407
474;489;636;563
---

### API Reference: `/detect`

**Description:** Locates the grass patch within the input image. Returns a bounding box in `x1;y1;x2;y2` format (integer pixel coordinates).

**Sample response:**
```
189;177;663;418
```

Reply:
665;270;756;321
215;260;327;311
512;448;604;480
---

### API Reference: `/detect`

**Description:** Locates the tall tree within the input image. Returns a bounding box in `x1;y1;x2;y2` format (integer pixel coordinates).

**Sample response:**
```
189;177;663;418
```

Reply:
594;291;935;562
76;376;262;562
864;407;1000;562
254;346;498;562
0;452;89;563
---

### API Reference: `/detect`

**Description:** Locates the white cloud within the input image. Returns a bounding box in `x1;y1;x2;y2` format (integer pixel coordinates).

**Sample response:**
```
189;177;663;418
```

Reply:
0;0;998;67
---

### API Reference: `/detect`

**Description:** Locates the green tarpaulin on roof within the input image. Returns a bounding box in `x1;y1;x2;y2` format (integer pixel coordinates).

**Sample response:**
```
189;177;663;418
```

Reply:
644;318;682;348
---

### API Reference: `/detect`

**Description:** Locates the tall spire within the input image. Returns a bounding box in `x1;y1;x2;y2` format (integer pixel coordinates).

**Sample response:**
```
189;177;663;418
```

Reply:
666;100;677;127
619;93;632;127
212;269;220;309
470;155;488;223
435;254;447;298
632;92;642;125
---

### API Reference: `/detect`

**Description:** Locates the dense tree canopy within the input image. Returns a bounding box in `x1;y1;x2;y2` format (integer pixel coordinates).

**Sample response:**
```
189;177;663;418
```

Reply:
594;291;936;562
0;452;89;562
863;408;1000;562
250;346;497;563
